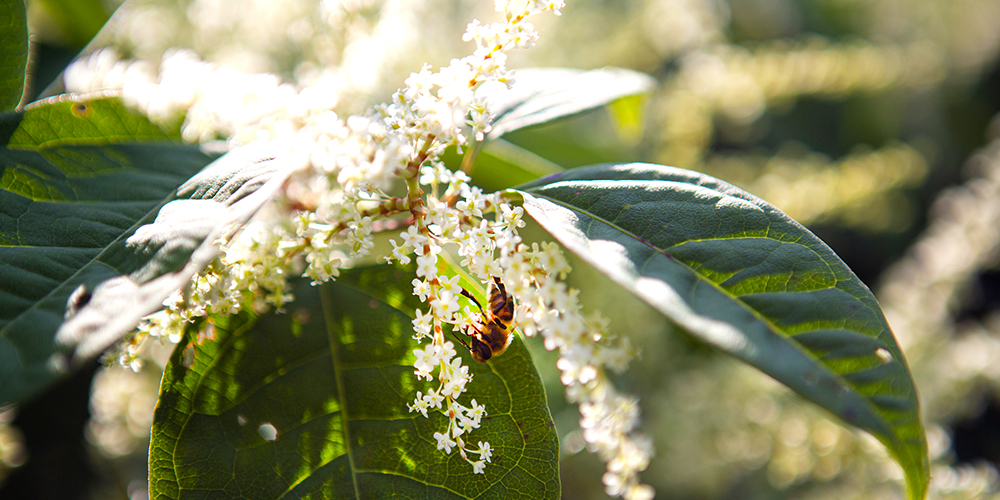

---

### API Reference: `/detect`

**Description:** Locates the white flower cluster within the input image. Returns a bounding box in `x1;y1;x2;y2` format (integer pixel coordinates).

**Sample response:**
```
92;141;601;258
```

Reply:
407;338;493;473
64;0;428;115
394;156;652;491
377;0;565;156
102;1;562;315
74;0;657;497
122;216;300;369
501;242;655;500
396;163;514;474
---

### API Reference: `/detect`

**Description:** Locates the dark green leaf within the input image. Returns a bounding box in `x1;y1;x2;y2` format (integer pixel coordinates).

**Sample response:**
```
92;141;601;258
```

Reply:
0;94;292;405
0;0;27;111
515;163;928;500
149;268;560;499
480;67;655;142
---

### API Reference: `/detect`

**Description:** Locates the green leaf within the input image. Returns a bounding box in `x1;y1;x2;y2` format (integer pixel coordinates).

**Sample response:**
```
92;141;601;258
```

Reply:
149;267;560;500
514;163;929;500
0;0;27;111
456;138;564;193
0;94;292;405
12;91;182;146
456;68;651;186
480;67;655;141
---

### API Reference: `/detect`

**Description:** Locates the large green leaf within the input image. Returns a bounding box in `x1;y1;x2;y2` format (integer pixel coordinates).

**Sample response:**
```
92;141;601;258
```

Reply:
149;267;559;499
514;163;929;500
0;0;27;111
0;93;291;405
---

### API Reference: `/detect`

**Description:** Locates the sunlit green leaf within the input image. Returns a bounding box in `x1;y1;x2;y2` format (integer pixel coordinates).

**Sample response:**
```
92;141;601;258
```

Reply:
12;91;182;146
149;268;559;499
606;93;647;146
515;163;929;500
451;138;565;193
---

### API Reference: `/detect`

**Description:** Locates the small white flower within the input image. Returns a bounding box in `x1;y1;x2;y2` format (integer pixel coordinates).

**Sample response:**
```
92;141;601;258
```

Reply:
424;388;444;409
412;309;433;340
434;431;457;454
416;254;438;278
477;441;493;463
438;274;462;295
401;225;427;250
389;239;412;264
439;341;458;364
431;290;461;319
413;346;437;380
472;460;486;474
467;399;487;426
499;203;526;230
441;372;469;398
412;279;432;302
542;1;566;16
408;392;430;418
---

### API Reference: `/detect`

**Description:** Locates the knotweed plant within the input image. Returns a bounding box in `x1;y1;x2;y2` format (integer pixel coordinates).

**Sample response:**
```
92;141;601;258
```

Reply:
94;0;652;498
1;0;933;499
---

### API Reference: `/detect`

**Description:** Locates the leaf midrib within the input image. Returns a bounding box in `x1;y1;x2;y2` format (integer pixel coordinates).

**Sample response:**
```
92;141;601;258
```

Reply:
321;284;362;499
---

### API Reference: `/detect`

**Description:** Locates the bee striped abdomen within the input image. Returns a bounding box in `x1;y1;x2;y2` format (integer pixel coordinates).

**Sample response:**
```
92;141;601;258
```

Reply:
489;276;515;325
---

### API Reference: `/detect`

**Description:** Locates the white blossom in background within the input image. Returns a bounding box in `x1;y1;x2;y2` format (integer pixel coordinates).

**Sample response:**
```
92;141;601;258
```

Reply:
505;240;653;500
67;0;430;105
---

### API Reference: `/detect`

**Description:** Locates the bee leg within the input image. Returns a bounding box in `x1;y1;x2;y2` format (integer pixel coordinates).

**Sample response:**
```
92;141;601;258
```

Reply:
450;324;491;362
454;324;493;363
450;327;474;351
459;288;487;315
492;276;507;296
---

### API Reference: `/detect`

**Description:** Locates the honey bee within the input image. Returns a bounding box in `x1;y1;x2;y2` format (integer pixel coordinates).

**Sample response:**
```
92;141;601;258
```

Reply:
454;276;515;363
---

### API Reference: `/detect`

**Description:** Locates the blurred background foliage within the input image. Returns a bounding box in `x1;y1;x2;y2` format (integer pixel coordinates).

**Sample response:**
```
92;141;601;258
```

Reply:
7;0;1000;499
